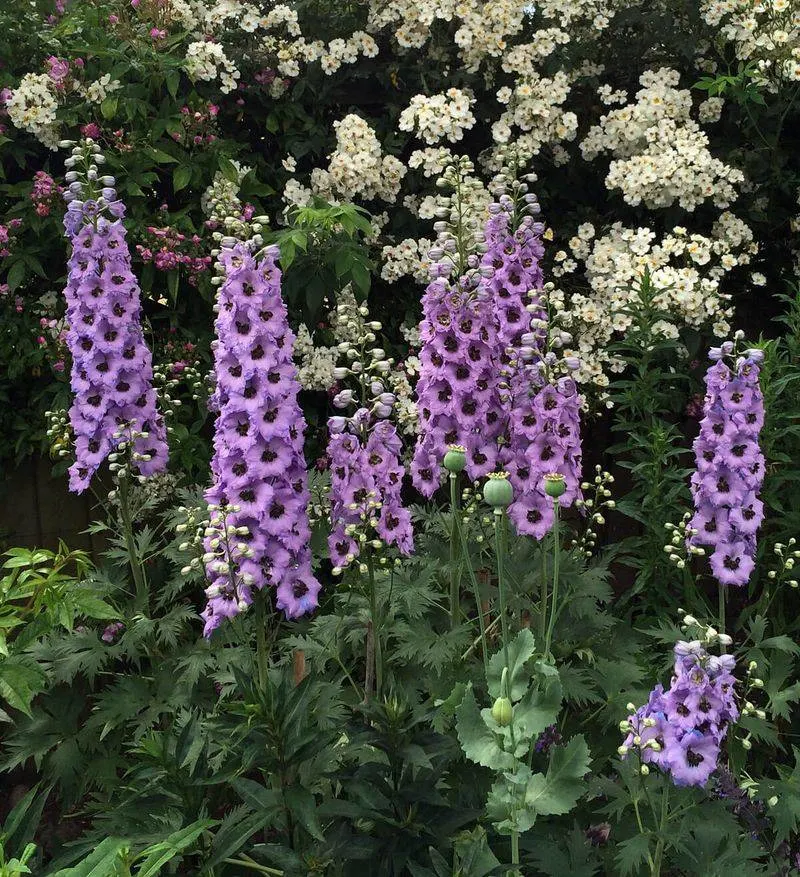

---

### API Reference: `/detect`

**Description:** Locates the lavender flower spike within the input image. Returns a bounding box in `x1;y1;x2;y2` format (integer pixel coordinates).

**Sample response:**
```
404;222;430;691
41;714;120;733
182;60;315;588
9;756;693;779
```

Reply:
202;243;320;635
689;345;766;586
61;141;167;492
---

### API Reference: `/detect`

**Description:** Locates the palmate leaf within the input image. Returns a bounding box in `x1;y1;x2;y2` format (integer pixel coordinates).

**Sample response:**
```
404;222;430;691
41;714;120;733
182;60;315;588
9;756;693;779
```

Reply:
487;629;536;700
757;746;800;842
513;675;562;742
614;833;653;877
524;735;591;817
0;657;45;716
455;685;515;771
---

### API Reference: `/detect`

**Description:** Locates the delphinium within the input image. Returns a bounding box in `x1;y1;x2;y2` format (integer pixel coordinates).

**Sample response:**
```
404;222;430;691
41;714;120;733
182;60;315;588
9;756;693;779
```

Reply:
327;295;413;574
326;294;413;698
410;157;504;495
201;242;320;635
619;630;739;788
59;138;168;494
689;334;766;589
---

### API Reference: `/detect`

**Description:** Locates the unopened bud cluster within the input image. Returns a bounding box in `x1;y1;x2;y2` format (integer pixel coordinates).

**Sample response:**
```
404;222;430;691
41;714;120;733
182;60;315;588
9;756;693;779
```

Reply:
663;512;706;570
572;467;615;557
45;408;73;462
767;539;800;589
676;608;733;647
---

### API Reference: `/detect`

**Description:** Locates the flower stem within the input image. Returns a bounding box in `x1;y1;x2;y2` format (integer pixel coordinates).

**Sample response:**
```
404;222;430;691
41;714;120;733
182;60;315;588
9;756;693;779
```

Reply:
255;590;269;694
539;541;548;647
449;473;462;629
451;499;490;676
650;783;670;876
511;829;520;869
493;510;511;671
117;475;148;612
367;549;383;700
544;498;561;660
718;581;727;654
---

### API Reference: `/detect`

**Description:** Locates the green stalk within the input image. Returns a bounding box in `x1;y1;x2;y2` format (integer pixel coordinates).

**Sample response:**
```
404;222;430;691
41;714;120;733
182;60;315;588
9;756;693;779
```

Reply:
118;474;148;611
449;473;462;629
718;581;727;654
367;549;383;700
493;510;511;671
539;541;548;647
543;498;561;660
650;783;670;876
451;501;489;675
511;829;520;870
255;590;269;694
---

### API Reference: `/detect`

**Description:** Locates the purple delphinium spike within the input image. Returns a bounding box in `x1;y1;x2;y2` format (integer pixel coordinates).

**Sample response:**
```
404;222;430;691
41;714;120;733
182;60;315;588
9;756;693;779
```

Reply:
481;196;582;538
328;412;413;570
504;374;583;538
202;243;320;635
411;267;505;495
689;346;765;586
622;641;738;788
61;142;167;493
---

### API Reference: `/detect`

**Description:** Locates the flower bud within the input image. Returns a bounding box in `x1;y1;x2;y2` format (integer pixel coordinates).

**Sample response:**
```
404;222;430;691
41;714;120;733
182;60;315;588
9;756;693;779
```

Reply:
491;696;513;726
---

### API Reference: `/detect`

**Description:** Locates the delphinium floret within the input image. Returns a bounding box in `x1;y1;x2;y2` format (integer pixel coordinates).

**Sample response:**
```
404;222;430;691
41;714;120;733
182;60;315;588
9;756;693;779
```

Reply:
411;157;505;495
327;295;413;574
619;629;739;788
59;138;168;493
689;333;766;587
201;242;320;634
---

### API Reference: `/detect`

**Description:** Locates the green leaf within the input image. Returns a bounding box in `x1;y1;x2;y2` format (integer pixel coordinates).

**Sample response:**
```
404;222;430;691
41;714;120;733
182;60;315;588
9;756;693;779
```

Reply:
173;166;191;193
455;684;516;771
148;148;178;164
285;787;324;841
219;158;241;184
165;69;180;99
487;628;537;700
0;659;45;716
50;837;129;876
7;260;25;292
615;834;653;877
513;675;562;741
524;735;591;816
350;259;371;295
100;95;118;120
206;808;271;868
135;819;215;877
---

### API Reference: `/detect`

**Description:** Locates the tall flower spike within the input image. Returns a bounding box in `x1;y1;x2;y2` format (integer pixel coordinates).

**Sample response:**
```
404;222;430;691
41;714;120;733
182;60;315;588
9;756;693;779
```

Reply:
689;343;765;587
60;139;168;493
479;184;582;539
326;294;413;570
621;640;738;788
328;415;413;570
202;243;320;635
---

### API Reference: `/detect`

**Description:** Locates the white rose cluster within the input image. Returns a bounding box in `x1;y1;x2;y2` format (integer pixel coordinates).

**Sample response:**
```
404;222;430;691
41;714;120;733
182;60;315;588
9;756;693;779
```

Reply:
4;73;59;147
552;212;757;385
380;238;433;282
398;89;476;144
701;0;800;79
492;70;577;154
184;41;240;93
84;74;122;104
294;324;338;391
310;115;407;203
581;68;743;210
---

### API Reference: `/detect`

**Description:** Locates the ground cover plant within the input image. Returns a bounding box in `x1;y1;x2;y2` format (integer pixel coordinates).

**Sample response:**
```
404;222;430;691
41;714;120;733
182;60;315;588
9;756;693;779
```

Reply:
2;0;800;874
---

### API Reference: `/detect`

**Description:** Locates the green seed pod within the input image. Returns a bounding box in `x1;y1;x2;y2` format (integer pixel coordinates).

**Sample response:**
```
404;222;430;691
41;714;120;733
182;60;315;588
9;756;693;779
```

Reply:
483;472;513;508
544;473;566;498
491;696;513;727
443;445;467;474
